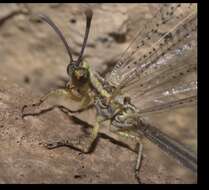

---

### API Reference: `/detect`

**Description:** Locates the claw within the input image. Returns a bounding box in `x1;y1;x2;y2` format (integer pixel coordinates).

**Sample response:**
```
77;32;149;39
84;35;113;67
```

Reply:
135;170;142;184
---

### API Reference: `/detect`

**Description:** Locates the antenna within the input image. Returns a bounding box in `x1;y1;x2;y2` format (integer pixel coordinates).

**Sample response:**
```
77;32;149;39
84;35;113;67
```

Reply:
36;14;73;64
34;9;93;68
76;8;93;66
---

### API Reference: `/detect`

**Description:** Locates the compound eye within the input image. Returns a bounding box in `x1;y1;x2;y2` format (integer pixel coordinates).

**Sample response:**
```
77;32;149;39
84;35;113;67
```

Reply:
67;63;76;76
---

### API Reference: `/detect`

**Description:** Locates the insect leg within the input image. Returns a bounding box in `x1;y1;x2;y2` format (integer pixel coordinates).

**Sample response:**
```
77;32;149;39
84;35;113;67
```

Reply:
45;116;103;153
22;89;92;118
22;89;70;117
135;143;143;184
80;95;92;109
110;127;143;183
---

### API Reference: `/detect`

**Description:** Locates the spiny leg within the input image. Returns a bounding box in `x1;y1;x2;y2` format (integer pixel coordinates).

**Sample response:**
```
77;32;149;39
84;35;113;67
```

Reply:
22;104;94;120
45;116;103;153
110;128;143;183
22;89;70;117
22;89;92;118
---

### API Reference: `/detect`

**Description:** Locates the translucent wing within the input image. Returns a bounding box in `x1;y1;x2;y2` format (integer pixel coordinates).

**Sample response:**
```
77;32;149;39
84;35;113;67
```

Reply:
106;3;196;86
105;3;197;113
136;80;197;115
125;33;197;113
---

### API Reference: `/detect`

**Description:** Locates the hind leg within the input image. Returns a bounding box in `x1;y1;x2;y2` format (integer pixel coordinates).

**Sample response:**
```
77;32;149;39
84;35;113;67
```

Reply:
109;127;144;183
135;142;143;183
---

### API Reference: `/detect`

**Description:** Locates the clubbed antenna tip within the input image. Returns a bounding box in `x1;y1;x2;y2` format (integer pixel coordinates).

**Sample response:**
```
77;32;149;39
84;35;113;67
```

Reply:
85;8;93;19
76;8;93;66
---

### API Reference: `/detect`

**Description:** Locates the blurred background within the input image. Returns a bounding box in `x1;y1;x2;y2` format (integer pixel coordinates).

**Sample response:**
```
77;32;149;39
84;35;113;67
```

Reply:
0;3;197;183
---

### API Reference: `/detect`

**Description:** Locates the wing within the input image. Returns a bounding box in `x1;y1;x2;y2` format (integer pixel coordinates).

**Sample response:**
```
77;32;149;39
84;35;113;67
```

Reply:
135;119;197;173
106;3;196;86
105;3;197;113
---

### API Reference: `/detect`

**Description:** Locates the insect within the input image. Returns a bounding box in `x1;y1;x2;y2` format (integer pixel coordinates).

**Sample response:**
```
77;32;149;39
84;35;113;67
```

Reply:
22;4;197;183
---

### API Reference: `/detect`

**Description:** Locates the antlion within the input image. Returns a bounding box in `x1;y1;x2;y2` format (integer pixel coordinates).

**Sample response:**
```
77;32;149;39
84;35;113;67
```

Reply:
22;4;197;183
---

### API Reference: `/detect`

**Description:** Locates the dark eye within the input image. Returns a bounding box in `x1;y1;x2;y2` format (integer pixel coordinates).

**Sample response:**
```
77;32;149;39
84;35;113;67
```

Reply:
67;63;75;76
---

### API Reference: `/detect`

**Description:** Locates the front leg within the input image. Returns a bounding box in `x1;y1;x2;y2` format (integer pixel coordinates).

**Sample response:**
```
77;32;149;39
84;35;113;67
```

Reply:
45;117;102;153
22;89;92;118
22;89;71;117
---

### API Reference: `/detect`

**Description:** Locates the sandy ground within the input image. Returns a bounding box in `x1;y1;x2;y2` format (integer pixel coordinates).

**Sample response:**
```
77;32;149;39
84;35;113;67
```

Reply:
0;3;197;183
